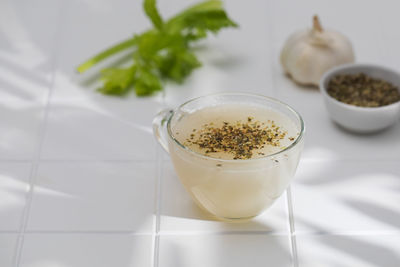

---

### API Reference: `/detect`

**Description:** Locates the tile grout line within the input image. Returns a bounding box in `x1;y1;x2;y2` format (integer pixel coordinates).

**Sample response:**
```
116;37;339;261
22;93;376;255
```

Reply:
265;0;278;99
0;159;160;163
6;231;152;235
13;2;68;267
3;228;400;236
286;186;299;267
152;89;167;267
155;230;293;236
0;230;294;236
291;230;400;237
374;8;389;69
152;147;162;267
1;157;400;163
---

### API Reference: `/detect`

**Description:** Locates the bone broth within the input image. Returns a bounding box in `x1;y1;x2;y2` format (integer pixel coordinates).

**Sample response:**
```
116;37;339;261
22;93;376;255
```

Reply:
168;104;302;219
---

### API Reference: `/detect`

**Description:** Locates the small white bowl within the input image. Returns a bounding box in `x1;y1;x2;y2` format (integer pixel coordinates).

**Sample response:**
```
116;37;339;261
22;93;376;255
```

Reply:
320;63;400;133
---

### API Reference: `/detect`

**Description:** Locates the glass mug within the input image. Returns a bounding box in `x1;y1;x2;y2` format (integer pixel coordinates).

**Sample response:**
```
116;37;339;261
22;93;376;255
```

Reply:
153;93;305;221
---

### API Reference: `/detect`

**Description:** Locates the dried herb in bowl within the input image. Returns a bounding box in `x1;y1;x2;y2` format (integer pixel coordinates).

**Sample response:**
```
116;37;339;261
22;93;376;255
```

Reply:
327;73;400;107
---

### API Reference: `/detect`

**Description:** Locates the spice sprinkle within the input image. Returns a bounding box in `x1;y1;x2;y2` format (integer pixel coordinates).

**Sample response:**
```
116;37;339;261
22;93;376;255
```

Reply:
185;117;287;160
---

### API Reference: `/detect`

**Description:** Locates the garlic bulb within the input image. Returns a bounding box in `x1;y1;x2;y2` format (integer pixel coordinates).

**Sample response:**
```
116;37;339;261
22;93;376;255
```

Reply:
280;16;355;86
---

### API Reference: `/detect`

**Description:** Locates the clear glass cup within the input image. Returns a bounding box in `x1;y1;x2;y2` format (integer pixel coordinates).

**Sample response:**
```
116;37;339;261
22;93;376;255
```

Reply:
153;93;305;221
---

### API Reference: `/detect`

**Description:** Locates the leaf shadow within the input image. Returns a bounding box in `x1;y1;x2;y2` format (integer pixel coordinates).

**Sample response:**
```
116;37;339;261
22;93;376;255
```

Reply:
298;158;400;187
297;219;400;266
343;198;400;230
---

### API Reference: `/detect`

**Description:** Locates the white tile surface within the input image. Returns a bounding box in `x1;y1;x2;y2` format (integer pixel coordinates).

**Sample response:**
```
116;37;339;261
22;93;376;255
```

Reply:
297;234;400;267
2;0;400;266
0;163;30;231
0;103;45;160
292;161;400;233
0;0;60;100
158;234;293;267
27;162;156;232
268;0;386;64
40;101;161;160
0;0;60;160
159;161;289;233
19;234;153;267
164;0;274;107
0;234;18;267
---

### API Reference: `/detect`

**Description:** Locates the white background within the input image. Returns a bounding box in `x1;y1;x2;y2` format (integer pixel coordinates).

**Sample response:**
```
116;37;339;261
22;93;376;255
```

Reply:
0;0;400;266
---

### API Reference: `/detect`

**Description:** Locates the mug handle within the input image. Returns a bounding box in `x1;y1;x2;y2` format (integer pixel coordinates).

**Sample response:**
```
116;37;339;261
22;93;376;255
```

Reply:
152;109;173;153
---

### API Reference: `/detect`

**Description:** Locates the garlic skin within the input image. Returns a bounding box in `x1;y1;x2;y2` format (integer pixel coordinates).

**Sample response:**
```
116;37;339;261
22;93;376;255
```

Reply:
281;16;355;86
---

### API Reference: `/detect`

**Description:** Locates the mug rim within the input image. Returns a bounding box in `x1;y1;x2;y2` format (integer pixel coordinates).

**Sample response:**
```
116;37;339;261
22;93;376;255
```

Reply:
166;92;305;163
